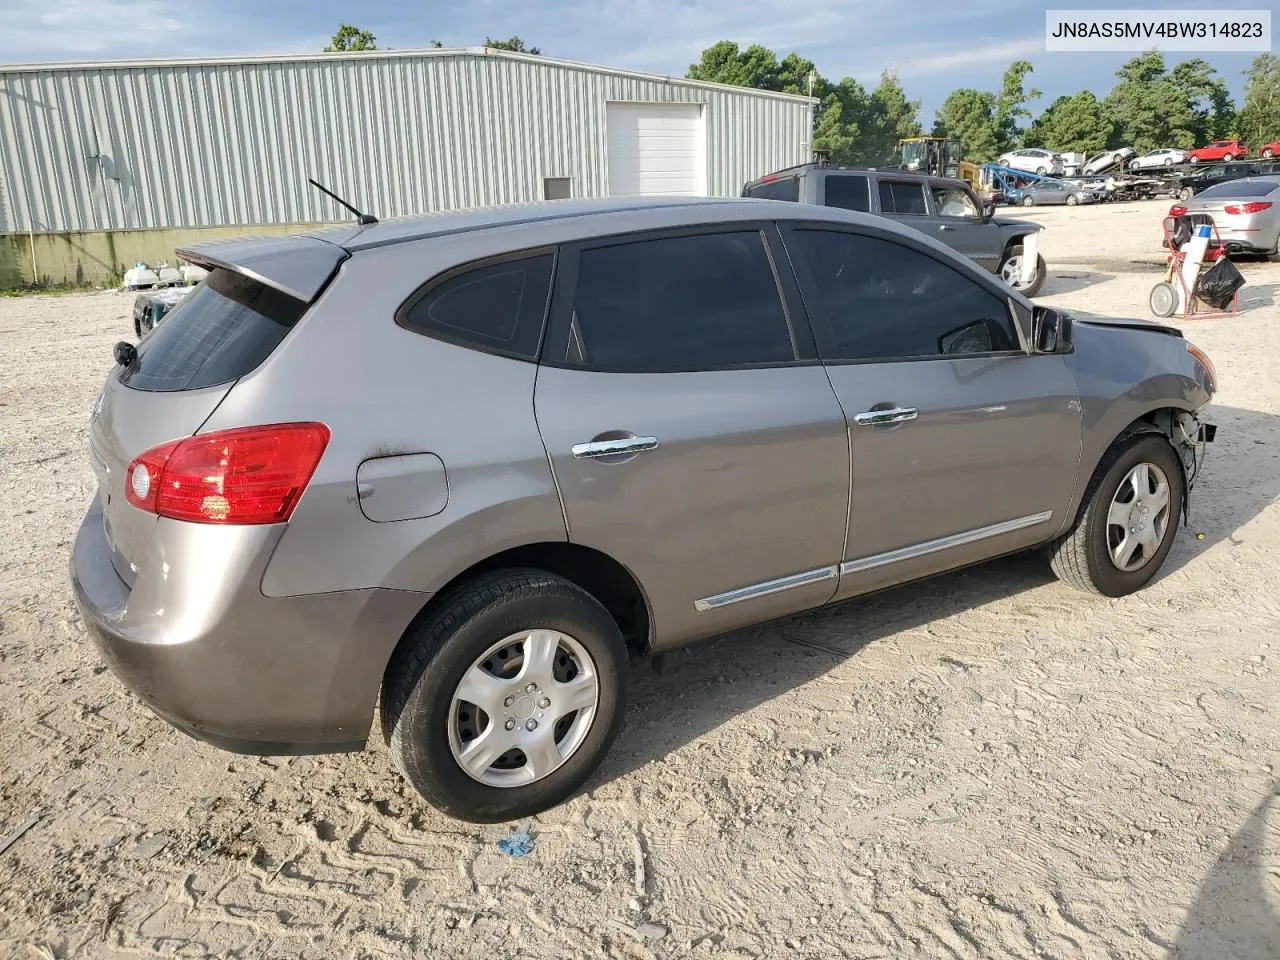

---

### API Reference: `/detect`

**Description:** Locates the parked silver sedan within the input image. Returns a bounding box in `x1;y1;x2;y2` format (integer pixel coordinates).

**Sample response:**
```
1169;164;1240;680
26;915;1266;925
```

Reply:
1019;180;1096;206
72;197;1217;822
1173;175;1280;255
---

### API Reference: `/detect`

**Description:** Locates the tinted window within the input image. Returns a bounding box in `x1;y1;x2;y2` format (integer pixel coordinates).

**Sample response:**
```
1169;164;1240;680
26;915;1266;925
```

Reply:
120;268;305;392
877;180;928;215
931;184;978;217
792;230;1019;361
745;177;800;202
1198;179;1280;198
565;231;795;372
400;253;554;359
823;175;870;212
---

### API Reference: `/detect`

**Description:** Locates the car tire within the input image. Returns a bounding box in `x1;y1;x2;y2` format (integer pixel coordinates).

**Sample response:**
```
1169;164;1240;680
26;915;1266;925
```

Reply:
1223;154;1234;162
1189;156;1199;164
1066;193;1079;206
1049;435;1184;597
998;244;1046;297
1022;195;1036;206
1180;186;1195;201
1036;166;1047;175
1264;149;1275;159
381;569;629;823
1164;157;1174;165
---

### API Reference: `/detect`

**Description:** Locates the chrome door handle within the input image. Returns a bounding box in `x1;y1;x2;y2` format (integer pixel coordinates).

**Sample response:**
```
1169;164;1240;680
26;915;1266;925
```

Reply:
938;224;954;231
572;436;659;459
853;407;918;426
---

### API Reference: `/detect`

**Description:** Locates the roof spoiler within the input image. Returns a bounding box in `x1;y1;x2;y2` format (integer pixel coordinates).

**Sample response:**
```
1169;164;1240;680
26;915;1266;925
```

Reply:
175;234;349;302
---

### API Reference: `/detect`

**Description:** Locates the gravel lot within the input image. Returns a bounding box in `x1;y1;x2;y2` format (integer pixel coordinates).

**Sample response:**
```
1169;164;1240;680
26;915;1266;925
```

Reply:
2;199;1278;959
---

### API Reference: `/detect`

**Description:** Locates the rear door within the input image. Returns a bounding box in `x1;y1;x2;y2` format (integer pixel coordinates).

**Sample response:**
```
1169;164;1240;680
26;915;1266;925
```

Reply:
534;224;850;647
781;223;1082;601
875;178;933;238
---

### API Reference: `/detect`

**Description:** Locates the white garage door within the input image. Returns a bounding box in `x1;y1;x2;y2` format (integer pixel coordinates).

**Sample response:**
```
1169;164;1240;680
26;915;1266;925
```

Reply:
606;102;705;197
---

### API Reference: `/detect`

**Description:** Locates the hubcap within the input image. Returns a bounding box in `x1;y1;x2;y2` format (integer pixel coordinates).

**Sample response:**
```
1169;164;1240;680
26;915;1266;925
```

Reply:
1000;255;1025;286
447;629;599;788
1106;462;1172;572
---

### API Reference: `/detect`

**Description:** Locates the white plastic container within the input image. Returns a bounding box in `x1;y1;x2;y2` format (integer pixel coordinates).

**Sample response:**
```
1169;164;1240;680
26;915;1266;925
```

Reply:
1178;225;1212;313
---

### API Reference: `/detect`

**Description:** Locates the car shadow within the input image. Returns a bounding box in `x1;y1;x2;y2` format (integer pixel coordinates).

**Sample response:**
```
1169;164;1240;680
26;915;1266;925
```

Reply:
1040;270;1113;296
1171;785;1280;959
594;403;1280;787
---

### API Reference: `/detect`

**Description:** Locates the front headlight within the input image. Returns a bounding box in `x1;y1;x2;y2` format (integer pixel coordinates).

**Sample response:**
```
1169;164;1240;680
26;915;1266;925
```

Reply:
1187;341;1217;394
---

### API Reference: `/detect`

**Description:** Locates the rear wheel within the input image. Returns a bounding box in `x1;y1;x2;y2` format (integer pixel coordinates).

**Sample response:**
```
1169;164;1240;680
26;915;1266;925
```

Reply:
1066;193;1079;206
1189;156;1200;164
1180;186;1195;201
1223;154;1235;162
1164;157;1175;166
1049;436;1184;597
998;244;1046;297
1036;166;1047;175
1148;281;1177;318
1264;148;1275;159
1022;195;1036;207
381;570;629;822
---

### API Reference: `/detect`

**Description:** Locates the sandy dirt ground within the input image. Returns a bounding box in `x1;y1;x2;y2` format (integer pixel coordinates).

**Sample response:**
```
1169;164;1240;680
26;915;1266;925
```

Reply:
1;199;1278;959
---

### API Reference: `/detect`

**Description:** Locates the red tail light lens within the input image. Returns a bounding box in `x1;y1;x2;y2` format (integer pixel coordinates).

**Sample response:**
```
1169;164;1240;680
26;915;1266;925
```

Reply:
125;423;330;524
1169;204;1187;217
1223;201;1272;215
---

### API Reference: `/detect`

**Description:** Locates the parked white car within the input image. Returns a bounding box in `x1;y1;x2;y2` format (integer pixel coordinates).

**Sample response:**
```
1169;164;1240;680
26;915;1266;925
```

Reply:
1081;148;1136;176
996;148;1064;176
1129;148;1188;170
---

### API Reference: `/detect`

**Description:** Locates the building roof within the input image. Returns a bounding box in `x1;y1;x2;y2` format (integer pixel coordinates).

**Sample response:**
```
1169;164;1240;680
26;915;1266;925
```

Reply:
0;46;817;105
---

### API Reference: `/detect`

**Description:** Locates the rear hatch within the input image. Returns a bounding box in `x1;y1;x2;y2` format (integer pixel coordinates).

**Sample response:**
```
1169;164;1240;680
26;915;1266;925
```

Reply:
89;235;346;586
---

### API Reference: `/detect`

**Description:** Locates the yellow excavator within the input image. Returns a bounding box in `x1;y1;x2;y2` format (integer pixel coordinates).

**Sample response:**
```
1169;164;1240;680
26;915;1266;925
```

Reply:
896;137;981;193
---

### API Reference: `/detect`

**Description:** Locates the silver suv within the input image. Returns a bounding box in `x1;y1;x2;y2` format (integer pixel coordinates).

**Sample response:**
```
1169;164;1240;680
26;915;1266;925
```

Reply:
73;197;1217;822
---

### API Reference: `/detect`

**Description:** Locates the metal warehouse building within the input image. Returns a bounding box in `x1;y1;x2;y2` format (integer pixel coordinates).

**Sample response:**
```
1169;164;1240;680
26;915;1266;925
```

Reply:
0;47;815;287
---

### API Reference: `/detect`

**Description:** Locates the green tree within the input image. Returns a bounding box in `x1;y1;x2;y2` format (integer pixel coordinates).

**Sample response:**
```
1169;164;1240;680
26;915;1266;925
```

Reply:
1170;58;1236;143
1103;50;1198;151
325;23;377;52
687;41;780;89
861;71;923;163
934;88;1000;162
993;60;1041;151
1023;91;1113;153
1238;53;1280;148
484;36;541;55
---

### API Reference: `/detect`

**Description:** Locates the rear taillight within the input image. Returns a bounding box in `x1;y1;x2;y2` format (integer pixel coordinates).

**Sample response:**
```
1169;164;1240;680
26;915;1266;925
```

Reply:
1169;205;1187;217
125;423;330;524
1223;201;1272;215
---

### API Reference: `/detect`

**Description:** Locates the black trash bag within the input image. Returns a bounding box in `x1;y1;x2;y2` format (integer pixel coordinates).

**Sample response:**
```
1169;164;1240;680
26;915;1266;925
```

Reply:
1195;256;1246;310
1170;213;1217;249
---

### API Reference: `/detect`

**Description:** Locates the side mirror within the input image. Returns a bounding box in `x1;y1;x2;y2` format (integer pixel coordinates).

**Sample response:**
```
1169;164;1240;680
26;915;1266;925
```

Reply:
980;197;997;222
1032;306;1072;354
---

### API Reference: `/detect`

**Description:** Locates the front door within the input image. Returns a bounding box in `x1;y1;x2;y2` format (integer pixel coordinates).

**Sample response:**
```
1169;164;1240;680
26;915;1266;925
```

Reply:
926;180;1002;273
535;225;851;647
782;224;1083;601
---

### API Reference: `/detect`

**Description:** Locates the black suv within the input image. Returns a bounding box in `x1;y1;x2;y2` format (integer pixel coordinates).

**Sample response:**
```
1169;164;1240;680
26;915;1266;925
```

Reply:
1176;159;1280;200
744;164;1047;296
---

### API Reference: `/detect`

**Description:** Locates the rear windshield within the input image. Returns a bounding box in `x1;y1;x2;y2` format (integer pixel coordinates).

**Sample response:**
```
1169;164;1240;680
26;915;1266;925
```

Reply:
119;268;306;392
744;177;800;202
1198;179;1280;199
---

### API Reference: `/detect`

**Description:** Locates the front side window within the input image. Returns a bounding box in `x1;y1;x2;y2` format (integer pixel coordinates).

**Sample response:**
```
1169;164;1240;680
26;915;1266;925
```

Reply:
931;184;979;217
399;253;554;359
790;229;1020;362
877;180;928;216
564;231;795;372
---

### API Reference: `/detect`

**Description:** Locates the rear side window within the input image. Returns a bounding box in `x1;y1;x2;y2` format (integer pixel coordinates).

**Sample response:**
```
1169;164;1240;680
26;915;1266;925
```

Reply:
399;253;554;360
120;268;305;392
878;180;928;215
791;229;1019;361
564;231;796;372
744;177;800;202
823;175;869;212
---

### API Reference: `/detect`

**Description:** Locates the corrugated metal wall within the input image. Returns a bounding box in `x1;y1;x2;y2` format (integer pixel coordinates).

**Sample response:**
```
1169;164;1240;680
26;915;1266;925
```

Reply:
0;50;813;235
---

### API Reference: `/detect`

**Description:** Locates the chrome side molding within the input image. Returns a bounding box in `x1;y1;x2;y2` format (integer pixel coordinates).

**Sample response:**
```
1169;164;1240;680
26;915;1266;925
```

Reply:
694;565;837;612
572;436;659;459
841;511;1054;575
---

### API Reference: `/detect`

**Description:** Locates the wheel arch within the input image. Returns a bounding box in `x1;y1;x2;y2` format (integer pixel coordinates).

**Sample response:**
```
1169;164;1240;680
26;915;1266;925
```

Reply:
382;541;655;690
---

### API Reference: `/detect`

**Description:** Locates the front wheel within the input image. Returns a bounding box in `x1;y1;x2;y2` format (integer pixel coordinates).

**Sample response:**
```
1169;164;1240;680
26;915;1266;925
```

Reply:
1022;195;1036;207
1049;436;1185;597
1066;193;1079;206
1180;186;1195;201
998;244;1046;297
381;570;629;822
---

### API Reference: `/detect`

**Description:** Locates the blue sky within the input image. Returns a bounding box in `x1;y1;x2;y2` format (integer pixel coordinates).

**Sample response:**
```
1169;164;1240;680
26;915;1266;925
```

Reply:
0;0;1263;126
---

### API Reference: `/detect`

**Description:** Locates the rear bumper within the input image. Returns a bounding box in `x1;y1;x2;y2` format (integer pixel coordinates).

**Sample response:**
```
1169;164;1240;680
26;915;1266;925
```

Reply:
71;499;428;754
